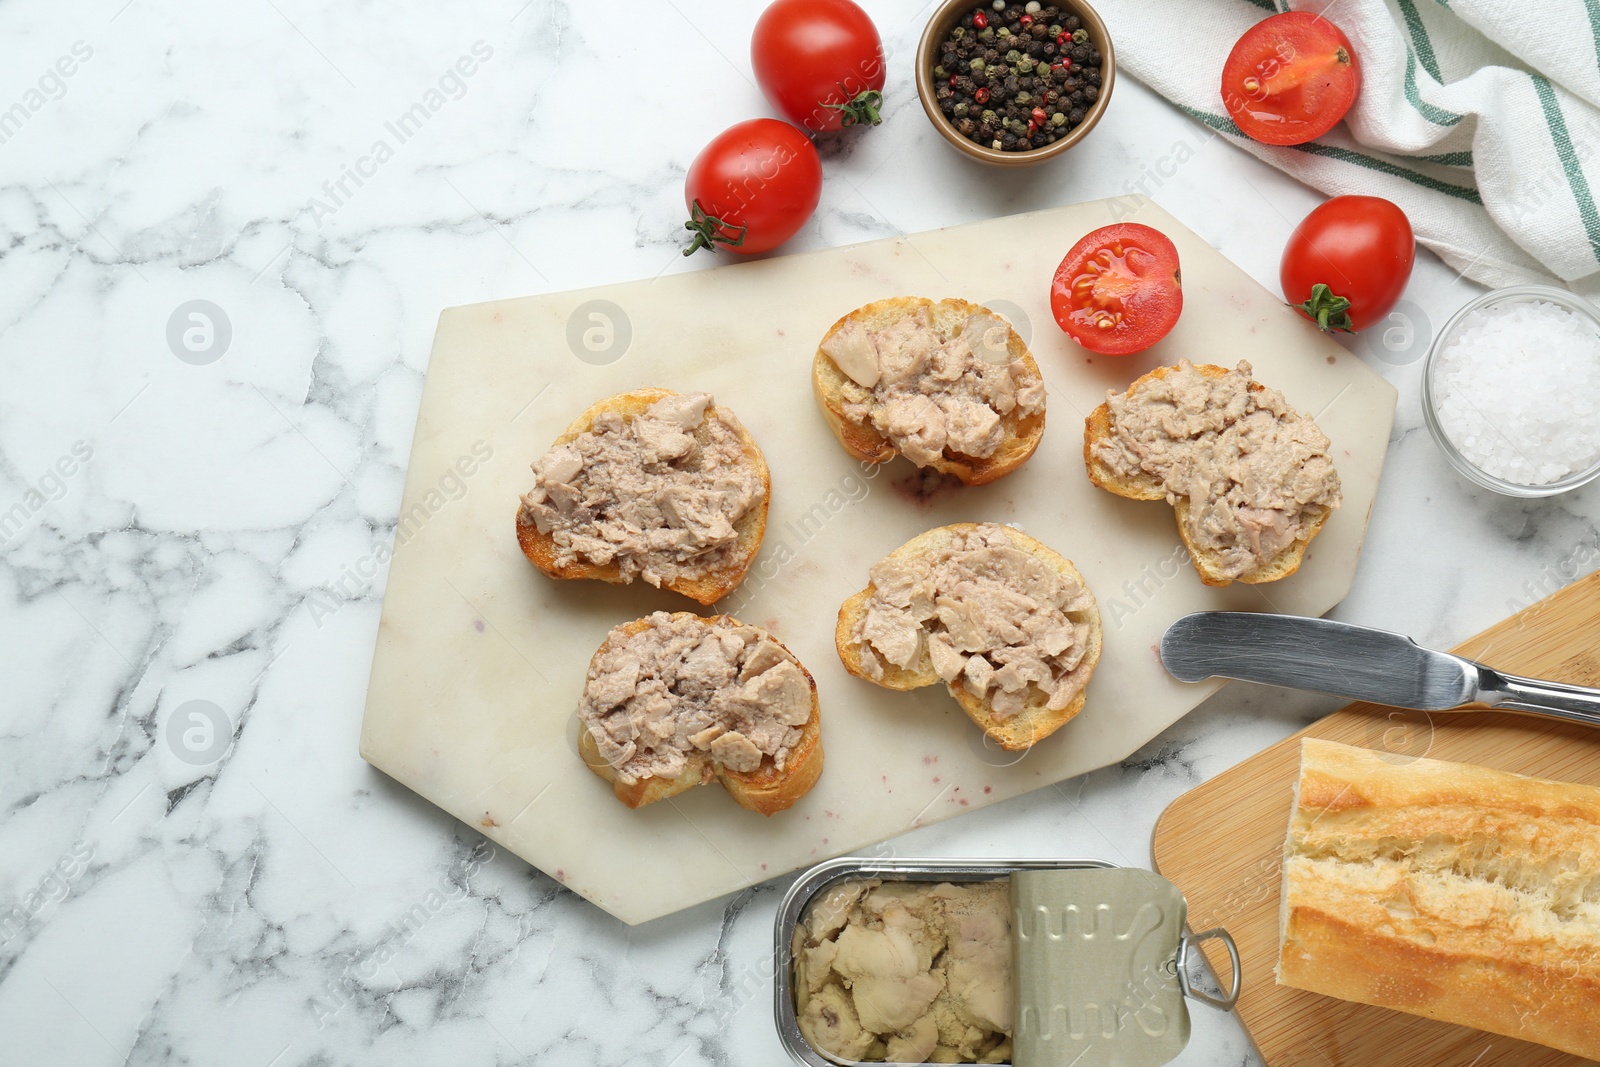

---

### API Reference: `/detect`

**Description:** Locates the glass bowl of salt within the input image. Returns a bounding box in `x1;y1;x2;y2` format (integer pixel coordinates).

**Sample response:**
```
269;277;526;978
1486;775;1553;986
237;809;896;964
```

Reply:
1423;284;1600;497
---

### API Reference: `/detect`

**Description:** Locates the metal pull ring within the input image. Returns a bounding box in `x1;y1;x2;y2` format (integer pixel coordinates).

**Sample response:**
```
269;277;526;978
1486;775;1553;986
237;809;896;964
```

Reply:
1176;927;1242;1011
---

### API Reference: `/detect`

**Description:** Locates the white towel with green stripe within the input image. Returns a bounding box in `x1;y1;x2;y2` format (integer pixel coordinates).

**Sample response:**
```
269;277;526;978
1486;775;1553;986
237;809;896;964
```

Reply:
1093;0;1600;294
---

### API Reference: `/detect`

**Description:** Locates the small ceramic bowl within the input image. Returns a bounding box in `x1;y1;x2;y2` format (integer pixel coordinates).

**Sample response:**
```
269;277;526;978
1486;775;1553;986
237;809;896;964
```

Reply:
1422;284;1600;497
915;0;1115;167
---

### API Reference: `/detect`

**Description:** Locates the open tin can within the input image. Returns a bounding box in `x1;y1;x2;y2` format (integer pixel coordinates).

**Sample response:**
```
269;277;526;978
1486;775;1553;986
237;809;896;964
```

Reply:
774;858;1240;1067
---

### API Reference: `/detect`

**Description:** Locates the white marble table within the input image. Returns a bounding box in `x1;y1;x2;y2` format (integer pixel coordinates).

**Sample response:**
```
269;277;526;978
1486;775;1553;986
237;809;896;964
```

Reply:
2;1;1595;1064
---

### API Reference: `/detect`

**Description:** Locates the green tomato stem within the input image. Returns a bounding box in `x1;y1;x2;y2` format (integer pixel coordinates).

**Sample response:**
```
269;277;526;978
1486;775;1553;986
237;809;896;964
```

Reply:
825;88;884;128
682;201;747;257
1294;282;1355;332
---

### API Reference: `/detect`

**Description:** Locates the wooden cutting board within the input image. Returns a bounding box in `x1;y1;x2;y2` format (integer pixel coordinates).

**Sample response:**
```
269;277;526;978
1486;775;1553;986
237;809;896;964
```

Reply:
1152;570;1600;1067
361;196;1397;925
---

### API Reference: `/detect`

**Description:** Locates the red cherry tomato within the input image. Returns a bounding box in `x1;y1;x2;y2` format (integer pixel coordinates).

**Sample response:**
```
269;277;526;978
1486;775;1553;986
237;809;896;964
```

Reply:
682;119;823;257
751;0;886;133
1281;196;1414;332
1050;224;1183;356
1221;11;1361;146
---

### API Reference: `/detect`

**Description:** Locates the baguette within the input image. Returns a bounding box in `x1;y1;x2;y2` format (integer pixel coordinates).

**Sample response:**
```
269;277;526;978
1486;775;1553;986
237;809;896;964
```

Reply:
1278;738;1600;1060
577;612;823;815
835;523;1101;750
812;297;1045;485
1084;360;1340;587
516;388;769;606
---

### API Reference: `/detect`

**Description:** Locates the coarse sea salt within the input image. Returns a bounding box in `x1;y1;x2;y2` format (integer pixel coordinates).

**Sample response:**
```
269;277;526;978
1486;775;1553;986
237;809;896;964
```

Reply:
1431;299;1600;486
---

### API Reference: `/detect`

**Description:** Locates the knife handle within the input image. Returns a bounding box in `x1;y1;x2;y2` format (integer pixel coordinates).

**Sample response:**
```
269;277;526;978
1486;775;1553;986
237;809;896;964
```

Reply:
1481;670;1600;728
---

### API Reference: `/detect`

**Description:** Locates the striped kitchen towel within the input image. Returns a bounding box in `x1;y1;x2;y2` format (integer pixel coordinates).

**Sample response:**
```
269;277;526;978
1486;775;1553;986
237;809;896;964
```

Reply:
1093;0;1600;294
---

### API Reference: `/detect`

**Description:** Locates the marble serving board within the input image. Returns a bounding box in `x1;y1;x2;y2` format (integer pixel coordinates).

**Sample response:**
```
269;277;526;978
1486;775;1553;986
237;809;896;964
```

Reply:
360;196;1397;926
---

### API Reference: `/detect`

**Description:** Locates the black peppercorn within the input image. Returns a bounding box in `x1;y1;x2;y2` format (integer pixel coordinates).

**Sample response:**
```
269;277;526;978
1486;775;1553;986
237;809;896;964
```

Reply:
931;3;1092;153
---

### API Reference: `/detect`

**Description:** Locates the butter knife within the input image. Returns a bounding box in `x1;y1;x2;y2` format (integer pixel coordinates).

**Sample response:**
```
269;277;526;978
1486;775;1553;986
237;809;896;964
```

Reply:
1160;612;1600;729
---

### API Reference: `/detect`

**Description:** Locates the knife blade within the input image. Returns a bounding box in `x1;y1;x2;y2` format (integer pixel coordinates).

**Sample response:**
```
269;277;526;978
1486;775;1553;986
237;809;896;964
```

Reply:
1160;612;1600;728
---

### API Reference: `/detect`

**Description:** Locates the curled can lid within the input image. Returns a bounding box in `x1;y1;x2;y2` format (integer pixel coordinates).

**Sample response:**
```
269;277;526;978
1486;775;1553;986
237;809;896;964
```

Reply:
1012;868;1239;1067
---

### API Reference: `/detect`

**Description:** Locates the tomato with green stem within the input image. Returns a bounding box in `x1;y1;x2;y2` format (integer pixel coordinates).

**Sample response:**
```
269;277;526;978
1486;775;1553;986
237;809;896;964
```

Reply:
1221;11;1361;146
1050;223;1183;356
682;119;823;257
1281;196;1414;332
752;0;886;133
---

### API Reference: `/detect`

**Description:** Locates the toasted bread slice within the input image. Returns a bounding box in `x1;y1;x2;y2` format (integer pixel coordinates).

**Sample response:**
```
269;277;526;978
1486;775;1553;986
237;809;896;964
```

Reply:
835;523;1102;751
812;297;1045;486
1084;362;1336;588
578;613;823;816
517;388;769;606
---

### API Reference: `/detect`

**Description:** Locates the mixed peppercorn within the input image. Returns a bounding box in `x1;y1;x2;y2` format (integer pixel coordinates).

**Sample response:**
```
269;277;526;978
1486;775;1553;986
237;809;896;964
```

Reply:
932;1;1104;152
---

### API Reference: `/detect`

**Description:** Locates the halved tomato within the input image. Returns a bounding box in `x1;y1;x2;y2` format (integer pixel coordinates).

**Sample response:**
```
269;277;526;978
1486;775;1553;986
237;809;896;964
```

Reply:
1050;223;1182;356
1221;11;1360;146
